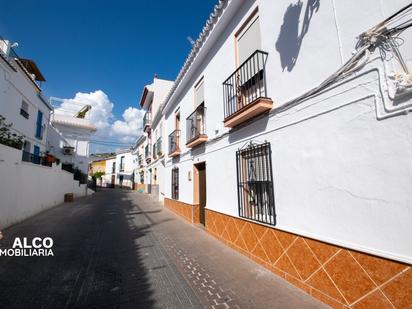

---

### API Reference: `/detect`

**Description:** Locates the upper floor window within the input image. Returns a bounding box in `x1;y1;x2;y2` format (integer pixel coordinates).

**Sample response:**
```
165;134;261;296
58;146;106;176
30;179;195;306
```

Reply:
35;110;43;139
120;156;125;171
20;100;29;119
194;78;204;108
236;10;261;65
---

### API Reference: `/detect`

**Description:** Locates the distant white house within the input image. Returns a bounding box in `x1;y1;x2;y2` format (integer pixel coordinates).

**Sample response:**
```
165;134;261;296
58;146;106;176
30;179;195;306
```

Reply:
103;156;117;188
132;135;146;191
139;76;174;200
49;113;96;175
114;149;137;189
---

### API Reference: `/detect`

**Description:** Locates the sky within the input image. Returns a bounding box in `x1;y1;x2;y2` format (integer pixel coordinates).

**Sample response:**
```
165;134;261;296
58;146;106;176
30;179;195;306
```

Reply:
0;0;217;153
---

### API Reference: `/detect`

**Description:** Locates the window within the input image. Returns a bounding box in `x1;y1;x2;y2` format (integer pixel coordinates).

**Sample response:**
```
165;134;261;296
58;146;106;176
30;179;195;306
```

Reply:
171;167;179;200
112;162;116;173
236;141;275;225
35;110;43;139
236;10;261;65
194;78;204;108
20;100;29;119
120;156;125;171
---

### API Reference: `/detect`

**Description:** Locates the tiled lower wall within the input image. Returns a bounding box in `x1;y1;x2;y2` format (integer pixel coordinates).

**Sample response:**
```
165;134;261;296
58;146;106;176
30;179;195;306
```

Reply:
164;198;199;224
133;184;145;191
205;209;411;308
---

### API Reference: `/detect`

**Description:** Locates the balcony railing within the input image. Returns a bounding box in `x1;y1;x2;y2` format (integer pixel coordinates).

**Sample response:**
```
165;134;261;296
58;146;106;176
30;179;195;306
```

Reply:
143;112;151;132
145;144;152;162
62;163;74;173
168;130;180;157
155;137;163;157
222;50;272;127
152;142;157;160
138;154;143;167
22;151;41;165
186;104;207;148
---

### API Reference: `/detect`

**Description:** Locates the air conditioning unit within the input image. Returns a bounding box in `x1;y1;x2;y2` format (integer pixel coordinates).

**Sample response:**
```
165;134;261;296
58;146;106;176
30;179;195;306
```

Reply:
63;146;74;155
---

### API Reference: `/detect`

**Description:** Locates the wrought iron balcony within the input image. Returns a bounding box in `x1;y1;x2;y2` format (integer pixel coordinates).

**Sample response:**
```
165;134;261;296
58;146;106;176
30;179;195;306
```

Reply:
143;112;151;132
168;130;180;157
222;50;273;128
22;151;41;165
186;104;207;148
153;137;162;159
138;154;143;167
145;144;152;162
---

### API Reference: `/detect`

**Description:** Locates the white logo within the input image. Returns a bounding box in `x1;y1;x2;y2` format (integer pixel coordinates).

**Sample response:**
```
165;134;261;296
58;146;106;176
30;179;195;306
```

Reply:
0;237;54;257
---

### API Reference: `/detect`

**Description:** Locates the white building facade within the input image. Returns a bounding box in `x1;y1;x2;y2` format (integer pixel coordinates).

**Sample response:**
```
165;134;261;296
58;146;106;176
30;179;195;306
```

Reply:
139;76;174;200
0;38;52;158
49;114;96;175
161;1;412;307
0;37;91;229
132;135;147;192
114;149;137;189
103;156;117;188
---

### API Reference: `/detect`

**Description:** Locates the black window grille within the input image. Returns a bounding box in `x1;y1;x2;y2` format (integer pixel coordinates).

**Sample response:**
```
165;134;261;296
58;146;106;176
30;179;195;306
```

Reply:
236;141;275;225
171;167;179;200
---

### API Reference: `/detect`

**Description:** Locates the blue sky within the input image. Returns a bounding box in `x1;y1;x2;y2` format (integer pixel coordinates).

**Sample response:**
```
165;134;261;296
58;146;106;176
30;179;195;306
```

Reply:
0;0;216;152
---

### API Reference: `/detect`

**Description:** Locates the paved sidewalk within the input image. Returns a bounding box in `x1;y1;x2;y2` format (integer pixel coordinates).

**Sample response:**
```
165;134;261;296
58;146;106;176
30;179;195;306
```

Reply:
132;192;327;309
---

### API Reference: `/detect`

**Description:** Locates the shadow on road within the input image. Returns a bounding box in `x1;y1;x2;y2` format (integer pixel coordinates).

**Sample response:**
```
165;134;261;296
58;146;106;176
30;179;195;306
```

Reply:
0;189;163;308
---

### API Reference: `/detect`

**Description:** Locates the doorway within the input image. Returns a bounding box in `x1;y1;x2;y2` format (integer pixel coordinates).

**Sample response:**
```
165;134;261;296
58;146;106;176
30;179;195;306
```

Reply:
111;175;115;188
194;162;206;225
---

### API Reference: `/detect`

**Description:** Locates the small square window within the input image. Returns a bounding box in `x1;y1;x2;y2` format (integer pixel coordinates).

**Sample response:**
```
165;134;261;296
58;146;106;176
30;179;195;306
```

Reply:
20;100;29;119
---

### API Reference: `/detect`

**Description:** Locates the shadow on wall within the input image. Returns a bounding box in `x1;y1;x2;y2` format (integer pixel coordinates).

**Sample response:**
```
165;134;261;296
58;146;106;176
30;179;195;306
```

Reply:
275;0;320;72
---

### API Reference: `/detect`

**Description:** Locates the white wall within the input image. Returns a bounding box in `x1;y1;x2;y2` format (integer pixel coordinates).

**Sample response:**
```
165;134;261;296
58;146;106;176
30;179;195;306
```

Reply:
163;0;412;264
0;144;90;229
0;53;51;153
115;151;137;188
51;118;94;174
103;157;116;186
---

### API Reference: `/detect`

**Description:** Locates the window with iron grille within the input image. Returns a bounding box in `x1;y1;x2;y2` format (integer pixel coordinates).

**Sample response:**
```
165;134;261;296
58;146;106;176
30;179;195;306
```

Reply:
236;141;275;225
171;167;179;200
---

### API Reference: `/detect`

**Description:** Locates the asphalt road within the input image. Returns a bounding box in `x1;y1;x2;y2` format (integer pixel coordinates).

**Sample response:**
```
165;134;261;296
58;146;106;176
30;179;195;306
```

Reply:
0;189;202;309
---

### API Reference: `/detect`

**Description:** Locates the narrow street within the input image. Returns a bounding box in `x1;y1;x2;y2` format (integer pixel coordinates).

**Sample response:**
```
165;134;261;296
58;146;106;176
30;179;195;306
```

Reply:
0;189;326;309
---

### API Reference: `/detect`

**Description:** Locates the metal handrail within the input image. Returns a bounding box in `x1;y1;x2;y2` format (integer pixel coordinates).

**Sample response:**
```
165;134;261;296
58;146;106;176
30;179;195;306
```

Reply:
222;50;269;120
186;104;206;143
168;130;180;154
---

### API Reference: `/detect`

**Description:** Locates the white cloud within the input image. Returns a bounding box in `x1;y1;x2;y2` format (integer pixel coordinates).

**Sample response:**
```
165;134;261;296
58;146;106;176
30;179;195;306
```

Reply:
54;90;144;150
111;107;144;142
